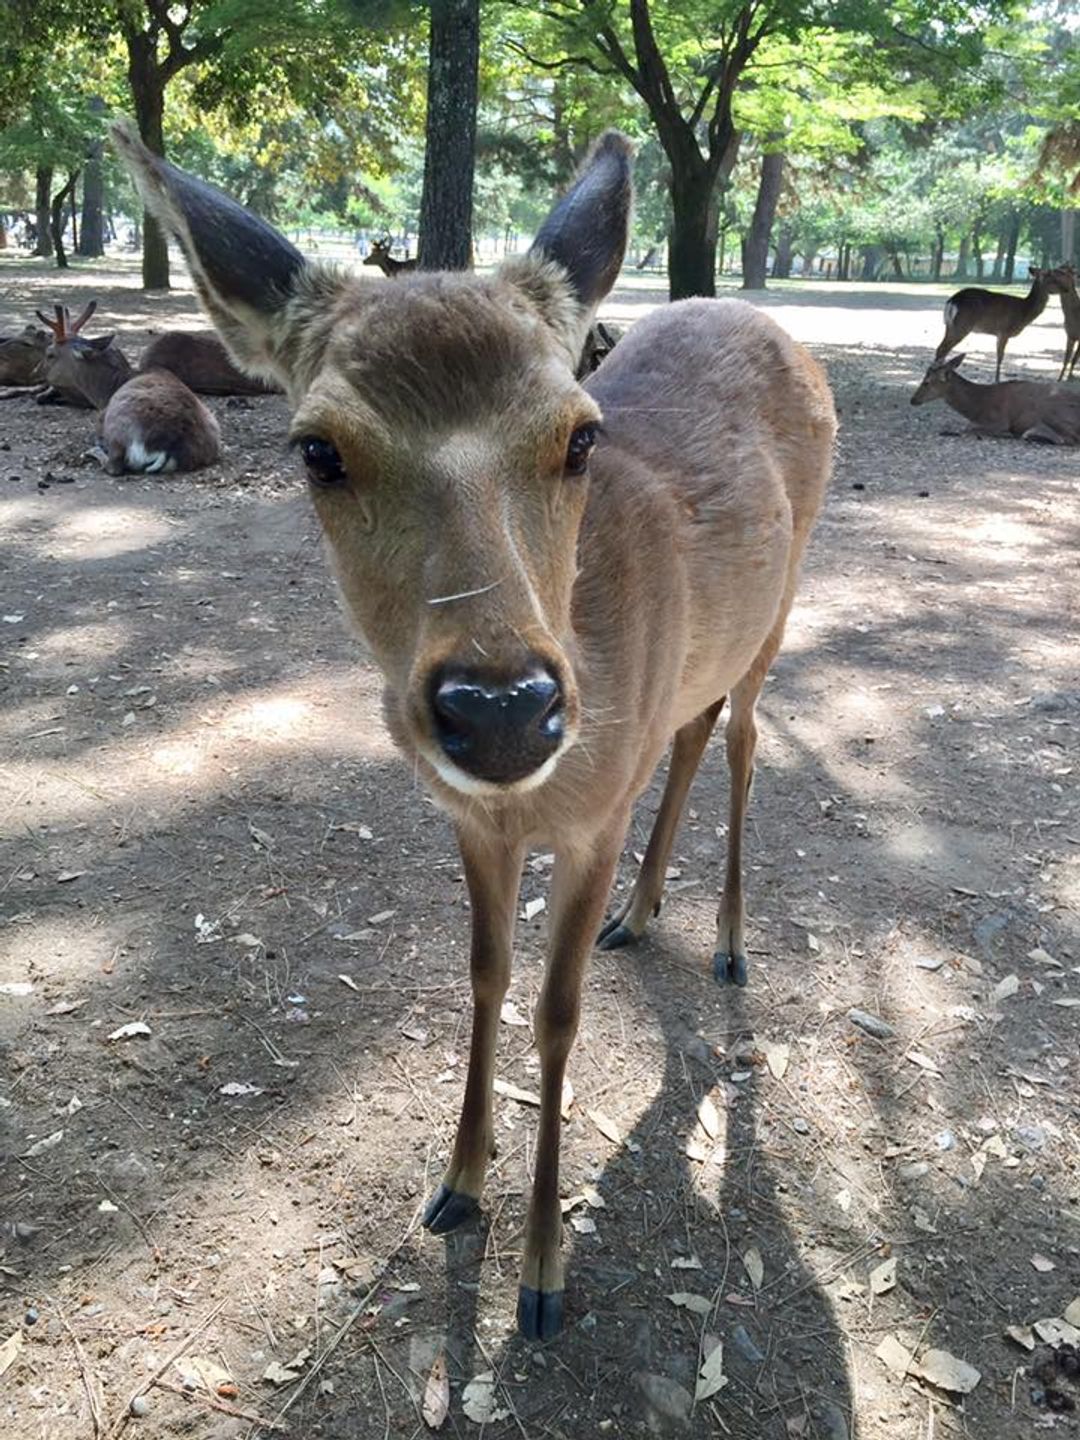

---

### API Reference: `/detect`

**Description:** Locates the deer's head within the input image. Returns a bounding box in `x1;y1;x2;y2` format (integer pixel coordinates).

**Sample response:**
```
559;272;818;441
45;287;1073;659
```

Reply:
911;353;965;405
112;123;631;799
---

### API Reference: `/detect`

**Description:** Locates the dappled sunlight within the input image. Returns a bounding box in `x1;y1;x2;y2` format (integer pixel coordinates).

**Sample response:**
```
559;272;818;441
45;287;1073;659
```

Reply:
0;913;126;988
30;618;136;667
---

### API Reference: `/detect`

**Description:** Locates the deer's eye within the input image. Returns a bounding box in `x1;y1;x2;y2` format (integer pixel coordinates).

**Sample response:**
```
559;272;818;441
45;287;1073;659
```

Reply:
299;436;346;487
565;422;598;476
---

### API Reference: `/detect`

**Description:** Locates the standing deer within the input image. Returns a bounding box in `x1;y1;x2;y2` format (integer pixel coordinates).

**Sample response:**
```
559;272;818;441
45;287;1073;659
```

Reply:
113;121;836;1340
362;235;418;277
934;266;1070;380
1055;263;1079;382
911;353;1080;444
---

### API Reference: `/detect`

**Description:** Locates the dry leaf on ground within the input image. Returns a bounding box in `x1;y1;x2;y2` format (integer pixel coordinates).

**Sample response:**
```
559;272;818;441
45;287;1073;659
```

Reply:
695;1339;729;1402
587;1108;623;1144
668;1292;712;1315
697;1094;720;1139
870;1258;897;1295
765;1043;790;1079
742;1246;764;1291
875;1334;913;1375
422;1350;449;1430
462;1371;509;1424
914;1349;981;1394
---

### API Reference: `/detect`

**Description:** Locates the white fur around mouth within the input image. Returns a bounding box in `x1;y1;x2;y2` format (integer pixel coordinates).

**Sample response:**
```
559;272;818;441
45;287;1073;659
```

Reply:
424;744;569;799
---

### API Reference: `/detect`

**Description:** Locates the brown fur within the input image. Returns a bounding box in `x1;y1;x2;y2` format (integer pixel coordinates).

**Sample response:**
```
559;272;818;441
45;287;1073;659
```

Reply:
140;330;280;395
1056;265;1080;382
935;266;1071;382
101;369;222;474
112;120;836;1336
362;237;417;277
0;325;48;385
42;333;133;409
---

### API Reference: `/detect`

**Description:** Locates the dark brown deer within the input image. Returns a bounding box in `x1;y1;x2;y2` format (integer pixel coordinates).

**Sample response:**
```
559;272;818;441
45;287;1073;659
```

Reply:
113;121;836;1340
935;266;1071;381
1055;263;1079;382
99;369;222;474
0;324;48;386
912;352;1080;444
362;235;417;277
35;301;132;407
140;330;280;395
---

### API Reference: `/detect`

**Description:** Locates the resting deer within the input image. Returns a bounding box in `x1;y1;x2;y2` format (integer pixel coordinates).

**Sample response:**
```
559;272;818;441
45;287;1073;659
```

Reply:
935;266;1070;381
35;300;221;472
113;121;836;1340
36;301;132;407
0;324;48;386
911;353;1080;445
362;235;417;277
140;330;280;395
1055;264;1079;383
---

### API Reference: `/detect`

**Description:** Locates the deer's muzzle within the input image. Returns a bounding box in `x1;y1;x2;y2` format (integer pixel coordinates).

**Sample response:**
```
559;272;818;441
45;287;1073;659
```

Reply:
430;665;564;786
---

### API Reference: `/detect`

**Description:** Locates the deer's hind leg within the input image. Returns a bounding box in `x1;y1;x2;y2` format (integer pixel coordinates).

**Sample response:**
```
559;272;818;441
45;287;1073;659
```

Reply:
597;699;724;951
713;621;790;987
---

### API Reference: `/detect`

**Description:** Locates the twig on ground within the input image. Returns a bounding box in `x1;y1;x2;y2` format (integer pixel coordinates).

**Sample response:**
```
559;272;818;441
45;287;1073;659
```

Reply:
106;1299;227;1440
153;1377;287;1430
57;1306;104;1438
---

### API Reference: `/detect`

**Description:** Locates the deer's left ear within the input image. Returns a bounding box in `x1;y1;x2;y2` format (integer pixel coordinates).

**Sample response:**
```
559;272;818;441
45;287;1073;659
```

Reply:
500;132;633;366
110;122;336;391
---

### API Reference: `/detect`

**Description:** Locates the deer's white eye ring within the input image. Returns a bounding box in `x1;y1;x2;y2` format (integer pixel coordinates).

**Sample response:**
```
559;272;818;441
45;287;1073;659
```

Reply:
299;436;346;487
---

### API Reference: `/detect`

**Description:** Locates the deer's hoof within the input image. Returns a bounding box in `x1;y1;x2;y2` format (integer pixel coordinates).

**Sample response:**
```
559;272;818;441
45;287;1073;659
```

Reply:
596;920;639;951
422;1184;479;1235
713;950;748;987
517;1284;564;1341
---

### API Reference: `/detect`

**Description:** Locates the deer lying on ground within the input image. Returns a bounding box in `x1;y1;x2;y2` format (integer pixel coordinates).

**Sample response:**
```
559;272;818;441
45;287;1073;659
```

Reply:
114;121;836;1340
911;353;1080;445
1055;264;1079;383
935;266;1070;381
36;300;222;472
36;301;132;406
140;330;280;395
362;235;417;277
0;324;48;386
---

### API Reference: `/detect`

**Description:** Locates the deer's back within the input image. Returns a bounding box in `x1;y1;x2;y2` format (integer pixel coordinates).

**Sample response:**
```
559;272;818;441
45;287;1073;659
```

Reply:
946;286;1038;337
140;331;279;395
549;299;836;814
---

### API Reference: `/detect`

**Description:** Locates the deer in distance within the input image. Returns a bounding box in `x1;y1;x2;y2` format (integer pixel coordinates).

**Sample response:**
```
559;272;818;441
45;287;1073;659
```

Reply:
362;235;418;277
35;300;221;473
1054;263;1079;382
911;352;1080;445
0;324;48;387
113;120;836;1340
934;265;1071;381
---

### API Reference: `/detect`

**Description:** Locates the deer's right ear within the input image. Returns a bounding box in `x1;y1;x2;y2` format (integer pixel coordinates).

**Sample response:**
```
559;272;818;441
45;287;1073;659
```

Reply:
945;353;965;369
110;122;319;389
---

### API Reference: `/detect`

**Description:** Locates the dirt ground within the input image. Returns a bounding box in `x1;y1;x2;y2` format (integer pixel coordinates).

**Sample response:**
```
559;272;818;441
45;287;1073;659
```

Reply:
1;255;1079;1440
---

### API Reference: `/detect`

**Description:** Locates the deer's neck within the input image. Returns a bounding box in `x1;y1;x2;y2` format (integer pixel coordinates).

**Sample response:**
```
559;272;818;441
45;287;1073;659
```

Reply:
1023;278;1050;320
943;372;998;423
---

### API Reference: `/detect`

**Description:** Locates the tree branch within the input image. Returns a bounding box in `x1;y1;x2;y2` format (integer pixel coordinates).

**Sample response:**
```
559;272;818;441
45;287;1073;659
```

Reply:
503;37;613;77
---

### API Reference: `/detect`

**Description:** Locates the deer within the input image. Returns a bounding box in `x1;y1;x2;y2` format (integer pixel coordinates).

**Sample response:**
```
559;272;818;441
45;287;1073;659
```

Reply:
911;353;1080;445
0;324;48;386
34;300;222;472
139;330;280;395
35;301;132;407
1055;263;1079;383
362;235;418;277
934;266;1071;381
113;120;836;1341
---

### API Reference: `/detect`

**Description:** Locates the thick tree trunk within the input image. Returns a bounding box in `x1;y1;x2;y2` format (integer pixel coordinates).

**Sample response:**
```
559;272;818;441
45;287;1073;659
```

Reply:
1063;209;1077;266
77;96;106;258
773;224;794;279
1003;212;1020;283
741;150;783;290
49;171;79;268
972;224;984;279
668;160;720;299
991;224;1008;281
418;0;479;270
33;167;54;256
931;227;944;282
127;36;169;288
955;233;970;279
801;249;816;277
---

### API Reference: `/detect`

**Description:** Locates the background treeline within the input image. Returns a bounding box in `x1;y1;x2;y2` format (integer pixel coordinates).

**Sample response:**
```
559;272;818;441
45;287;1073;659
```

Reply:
1;0;1078;298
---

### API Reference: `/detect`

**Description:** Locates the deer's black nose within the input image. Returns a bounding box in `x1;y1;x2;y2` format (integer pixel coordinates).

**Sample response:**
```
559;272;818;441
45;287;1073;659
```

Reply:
431;667;564;785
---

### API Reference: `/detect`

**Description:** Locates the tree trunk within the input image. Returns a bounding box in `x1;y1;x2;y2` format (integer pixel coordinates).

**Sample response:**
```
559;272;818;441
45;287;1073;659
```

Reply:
33;167;54;256
801;249;816;277
1063;209;1077;266
668;160;720;300
127;35;170;288
931;227;944;282
972;224;984;279
773;224;794;279
1004;212;1020;283
418;0;480;270
49;171;79;268
741;150;783;290
77;96;106;258
955;233;970;279
991;223;1008;281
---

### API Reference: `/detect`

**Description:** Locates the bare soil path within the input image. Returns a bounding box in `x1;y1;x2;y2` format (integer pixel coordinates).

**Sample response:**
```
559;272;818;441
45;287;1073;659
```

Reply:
1;257;1078;1440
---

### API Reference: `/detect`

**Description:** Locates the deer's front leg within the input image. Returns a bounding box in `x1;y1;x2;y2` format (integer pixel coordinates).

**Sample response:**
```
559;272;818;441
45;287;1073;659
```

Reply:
518;823;626;1341
422;829;524;1235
